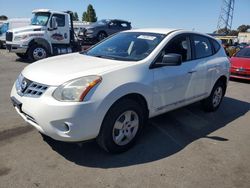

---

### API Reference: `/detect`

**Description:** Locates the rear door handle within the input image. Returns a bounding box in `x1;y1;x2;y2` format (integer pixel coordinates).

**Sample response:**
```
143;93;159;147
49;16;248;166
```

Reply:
188;70;197;74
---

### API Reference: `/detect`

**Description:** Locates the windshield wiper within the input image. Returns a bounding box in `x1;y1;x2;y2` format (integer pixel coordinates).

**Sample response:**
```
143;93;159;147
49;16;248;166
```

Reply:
89;54;116;60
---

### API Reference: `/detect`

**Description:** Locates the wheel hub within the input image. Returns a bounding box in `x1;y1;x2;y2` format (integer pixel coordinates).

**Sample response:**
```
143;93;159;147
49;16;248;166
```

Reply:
33;47;46;60
112;110;139;146
212;86;223;107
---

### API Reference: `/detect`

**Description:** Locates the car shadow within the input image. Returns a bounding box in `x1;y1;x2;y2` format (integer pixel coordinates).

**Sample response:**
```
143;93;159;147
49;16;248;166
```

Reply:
43;96;249;168
15;58;32;64
230;77;250;84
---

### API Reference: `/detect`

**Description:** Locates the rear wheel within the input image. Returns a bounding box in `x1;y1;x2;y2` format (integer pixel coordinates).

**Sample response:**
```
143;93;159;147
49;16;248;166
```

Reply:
202;80;226;112
28;44;49;61
97;98;146;153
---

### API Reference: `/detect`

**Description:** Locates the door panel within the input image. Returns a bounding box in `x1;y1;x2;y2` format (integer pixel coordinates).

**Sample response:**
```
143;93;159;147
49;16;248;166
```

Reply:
48;14;70;44
152;61;198;112
152;33;209;113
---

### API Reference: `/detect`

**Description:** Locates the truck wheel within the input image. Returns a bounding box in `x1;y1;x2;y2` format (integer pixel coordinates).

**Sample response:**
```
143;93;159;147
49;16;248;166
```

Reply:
97;98;146;153
202;80;225;112
97;31;107;41
28;44;48;61
16;53;28;59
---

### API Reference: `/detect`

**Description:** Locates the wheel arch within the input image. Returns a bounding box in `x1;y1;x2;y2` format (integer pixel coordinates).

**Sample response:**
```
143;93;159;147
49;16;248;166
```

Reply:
98;30;107;35
112;93;149;116
213;75;228;96
28;38;52;54
96;90;150;136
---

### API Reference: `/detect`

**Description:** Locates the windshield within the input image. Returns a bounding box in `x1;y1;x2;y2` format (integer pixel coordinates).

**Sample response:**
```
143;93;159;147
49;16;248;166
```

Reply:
84;32;166;61
0;23;9;35
235;48;250;58
31;12;50;26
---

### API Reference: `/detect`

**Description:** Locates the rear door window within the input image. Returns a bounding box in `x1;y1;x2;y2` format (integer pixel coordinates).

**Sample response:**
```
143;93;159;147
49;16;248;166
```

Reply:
192;35;213;59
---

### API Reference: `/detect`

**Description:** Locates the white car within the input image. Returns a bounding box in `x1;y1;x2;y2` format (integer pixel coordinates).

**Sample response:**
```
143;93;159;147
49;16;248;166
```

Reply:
10;28;230;153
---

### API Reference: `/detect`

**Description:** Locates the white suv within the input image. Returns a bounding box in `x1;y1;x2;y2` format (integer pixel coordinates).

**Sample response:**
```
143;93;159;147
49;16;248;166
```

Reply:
10;28;230;153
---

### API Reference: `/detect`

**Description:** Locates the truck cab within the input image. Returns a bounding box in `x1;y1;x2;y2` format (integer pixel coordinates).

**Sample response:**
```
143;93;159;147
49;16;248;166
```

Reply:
6;9;80;61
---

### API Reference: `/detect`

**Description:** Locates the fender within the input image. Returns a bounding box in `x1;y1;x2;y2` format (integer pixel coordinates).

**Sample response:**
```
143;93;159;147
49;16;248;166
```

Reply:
28;38;52;54
87;82;153;135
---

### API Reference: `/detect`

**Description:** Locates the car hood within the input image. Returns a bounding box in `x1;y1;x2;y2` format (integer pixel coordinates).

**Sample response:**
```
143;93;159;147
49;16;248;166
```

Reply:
10;25;43;34
22;53;132;86
230;57;250;69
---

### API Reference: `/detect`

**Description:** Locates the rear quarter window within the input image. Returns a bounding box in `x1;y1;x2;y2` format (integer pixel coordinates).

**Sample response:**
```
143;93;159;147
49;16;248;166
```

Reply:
211;39;221;54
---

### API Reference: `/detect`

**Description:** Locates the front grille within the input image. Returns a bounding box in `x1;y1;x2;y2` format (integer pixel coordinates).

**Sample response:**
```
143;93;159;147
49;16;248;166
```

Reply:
6;32;13;42
23;82;48;97
16;75;48;97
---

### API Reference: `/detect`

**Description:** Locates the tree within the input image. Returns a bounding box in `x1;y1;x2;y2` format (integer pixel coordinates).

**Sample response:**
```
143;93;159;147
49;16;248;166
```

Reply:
82;12;87;22
237;25;250;32
228;30;238;36
72;12;79;21
82;4;97;22
0;15;8;20
216;27;230;35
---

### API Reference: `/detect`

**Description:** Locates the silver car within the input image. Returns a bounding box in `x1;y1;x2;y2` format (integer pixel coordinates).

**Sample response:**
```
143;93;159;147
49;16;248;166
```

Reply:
81;19;131;43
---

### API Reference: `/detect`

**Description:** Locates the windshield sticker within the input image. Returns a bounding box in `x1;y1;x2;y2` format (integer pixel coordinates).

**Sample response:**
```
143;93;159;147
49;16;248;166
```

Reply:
137;35;156;40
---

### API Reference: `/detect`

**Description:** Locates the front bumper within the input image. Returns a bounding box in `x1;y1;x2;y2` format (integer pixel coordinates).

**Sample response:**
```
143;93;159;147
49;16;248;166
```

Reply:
6;43;28;54
0;40;6;48
10;84;103;142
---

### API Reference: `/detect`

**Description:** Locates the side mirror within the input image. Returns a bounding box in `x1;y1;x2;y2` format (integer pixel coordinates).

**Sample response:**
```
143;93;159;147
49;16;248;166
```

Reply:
155;53;182;68
51;17;58;30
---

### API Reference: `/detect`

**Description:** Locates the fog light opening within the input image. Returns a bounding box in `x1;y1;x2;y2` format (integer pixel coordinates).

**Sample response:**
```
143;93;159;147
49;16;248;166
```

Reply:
63;122;71;132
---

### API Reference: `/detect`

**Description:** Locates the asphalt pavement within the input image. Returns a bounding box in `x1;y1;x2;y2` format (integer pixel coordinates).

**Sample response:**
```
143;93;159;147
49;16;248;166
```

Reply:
0;49;249;188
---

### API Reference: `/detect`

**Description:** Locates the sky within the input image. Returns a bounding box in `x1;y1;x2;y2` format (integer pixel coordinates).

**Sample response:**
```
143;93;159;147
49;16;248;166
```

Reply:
0;0;249;33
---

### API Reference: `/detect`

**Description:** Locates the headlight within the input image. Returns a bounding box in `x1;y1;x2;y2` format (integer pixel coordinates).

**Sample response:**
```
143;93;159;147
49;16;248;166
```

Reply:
14;34;29;41
53;75;102;102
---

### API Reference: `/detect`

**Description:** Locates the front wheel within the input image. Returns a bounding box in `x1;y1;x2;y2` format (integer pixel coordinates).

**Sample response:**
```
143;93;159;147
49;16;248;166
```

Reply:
97;98;146;153
28;44;48;61
202;81;226;112
97;31;107;42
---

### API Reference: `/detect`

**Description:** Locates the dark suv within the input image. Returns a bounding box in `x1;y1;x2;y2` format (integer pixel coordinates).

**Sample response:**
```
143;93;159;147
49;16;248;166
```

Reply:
80;19;131;43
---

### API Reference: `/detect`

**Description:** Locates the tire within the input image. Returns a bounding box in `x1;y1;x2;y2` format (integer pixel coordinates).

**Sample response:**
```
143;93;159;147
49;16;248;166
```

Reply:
97;98;146;153
202;80;226;112
16;53;28;59
28;44;49;61
97;31;107;42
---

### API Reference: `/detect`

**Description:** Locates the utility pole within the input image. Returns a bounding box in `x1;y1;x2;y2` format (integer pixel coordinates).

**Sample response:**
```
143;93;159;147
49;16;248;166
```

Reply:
216;0;235;34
